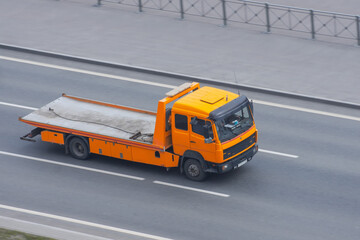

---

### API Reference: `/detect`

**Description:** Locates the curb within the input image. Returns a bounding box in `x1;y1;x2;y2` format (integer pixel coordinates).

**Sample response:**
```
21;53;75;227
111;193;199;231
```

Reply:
0;215;111;240
1;43;359;110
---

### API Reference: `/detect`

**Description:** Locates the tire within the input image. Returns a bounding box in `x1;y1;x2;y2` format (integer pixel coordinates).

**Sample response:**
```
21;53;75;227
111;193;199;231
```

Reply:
184;158;208;181
69;137;89;160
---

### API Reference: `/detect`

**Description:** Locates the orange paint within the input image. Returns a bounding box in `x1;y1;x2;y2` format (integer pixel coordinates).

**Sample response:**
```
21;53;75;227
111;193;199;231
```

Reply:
41;131;64;145
20;82;258;173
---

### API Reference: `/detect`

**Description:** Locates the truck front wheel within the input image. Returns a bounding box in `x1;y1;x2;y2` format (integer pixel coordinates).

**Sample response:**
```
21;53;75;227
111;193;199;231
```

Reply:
69;137;89;160
184;158;207;181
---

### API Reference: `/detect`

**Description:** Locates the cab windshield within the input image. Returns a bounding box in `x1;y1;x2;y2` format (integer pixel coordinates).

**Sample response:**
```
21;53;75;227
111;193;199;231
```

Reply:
214;104;253;143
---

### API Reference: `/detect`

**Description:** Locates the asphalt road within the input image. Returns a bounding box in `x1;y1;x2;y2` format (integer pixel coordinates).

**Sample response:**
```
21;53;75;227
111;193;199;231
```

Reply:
0;52;359;240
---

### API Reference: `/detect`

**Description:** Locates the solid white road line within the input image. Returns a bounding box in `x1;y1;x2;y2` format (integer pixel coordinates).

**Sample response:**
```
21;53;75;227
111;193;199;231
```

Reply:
0;55;176;89
0;101;38;111
1;55;360;122
1;98;301;160
0;204;173;240
258;149;299;158
253;99;360;122
153;181;230;198
0;150;145;181
0;215;112;240
1;99;300;159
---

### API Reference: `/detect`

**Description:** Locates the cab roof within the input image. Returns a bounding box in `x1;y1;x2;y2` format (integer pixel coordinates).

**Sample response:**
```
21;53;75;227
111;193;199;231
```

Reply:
172;86;239;118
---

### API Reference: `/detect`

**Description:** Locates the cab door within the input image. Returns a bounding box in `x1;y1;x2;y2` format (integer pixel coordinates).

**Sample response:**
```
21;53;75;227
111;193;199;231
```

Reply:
172;113;190;155
189;117;216;162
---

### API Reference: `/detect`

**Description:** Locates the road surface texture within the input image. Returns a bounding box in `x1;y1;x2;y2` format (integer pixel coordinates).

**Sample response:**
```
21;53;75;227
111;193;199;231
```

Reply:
0;52;359;240
0;0;360;104
0;0;359;239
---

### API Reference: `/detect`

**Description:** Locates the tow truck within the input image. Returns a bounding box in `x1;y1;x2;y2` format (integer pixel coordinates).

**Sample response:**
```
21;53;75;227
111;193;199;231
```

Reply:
20;82;258;181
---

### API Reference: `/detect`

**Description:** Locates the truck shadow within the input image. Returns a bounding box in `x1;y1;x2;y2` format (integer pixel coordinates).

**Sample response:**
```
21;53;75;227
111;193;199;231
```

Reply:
40;144;256;185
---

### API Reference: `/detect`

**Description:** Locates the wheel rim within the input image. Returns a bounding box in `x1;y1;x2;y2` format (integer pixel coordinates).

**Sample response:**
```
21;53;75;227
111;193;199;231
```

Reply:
188;164;200;177
74;142;84;156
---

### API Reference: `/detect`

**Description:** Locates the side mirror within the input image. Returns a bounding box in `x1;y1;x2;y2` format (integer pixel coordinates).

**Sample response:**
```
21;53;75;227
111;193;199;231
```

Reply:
203;125;210;138
190;117;198;125
203;125;214;143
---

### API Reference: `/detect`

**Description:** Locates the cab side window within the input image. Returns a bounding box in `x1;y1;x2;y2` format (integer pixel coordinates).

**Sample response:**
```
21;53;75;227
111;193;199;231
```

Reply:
192;118;206;136
191;118;213;138
175;114;188;131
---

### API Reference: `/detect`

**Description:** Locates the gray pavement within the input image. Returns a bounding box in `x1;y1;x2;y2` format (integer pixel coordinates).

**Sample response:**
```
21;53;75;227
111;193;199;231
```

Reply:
1;62;360;240
0;215;111;240
1;2;360;238
0;0;360;105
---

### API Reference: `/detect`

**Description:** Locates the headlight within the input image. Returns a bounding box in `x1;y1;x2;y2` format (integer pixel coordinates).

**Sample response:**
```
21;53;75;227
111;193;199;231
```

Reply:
222;164;229;171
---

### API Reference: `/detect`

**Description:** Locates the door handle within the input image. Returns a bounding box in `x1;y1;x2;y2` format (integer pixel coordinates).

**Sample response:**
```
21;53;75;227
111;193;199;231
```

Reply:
190;141;196;143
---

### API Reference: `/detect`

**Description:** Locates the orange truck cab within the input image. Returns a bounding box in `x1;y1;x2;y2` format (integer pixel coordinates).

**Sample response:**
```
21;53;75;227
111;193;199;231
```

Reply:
161;83;258;180
20;82;258;181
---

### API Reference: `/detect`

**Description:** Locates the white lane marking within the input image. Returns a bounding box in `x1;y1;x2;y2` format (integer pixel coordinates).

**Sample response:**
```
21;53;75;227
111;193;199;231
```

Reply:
253;99;360;122
0;102;318;159
0;55;176;89
0;216;112;240
0;151;145;181
0;101;38;111
153;181;230;198
259;149;299;158
3;97;359;124
1;55;360;122
0;204;173;240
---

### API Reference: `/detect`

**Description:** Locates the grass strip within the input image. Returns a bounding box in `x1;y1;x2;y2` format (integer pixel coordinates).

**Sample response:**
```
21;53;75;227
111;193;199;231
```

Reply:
0;227;56;240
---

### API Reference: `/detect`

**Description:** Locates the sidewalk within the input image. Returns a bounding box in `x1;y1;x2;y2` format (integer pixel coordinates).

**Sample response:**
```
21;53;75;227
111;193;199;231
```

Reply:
0;0;359;104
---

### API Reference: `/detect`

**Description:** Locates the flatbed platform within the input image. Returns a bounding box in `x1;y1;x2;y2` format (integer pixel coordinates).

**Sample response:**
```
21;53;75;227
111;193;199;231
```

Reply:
21;95;156;143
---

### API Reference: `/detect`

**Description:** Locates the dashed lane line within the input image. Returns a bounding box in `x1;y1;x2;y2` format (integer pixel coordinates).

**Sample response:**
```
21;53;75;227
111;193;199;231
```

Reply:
1;100;301;159
258;149;299;158
0;149;299;200
0;101;38;111
1;98;302;160
0;150;145;181
0;150;232;198
153;181;230;197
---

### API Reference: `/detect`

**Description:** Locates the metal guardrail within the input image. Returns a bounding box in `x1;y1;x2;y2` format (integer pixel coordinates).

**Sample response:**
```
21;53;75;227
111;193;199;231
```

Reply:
96;0;360;45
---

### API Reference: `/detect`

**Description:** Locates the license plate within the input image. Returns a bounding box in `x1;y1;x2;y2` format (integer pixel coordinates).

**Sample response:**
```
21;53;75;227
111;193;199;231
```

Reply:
234;160;247;169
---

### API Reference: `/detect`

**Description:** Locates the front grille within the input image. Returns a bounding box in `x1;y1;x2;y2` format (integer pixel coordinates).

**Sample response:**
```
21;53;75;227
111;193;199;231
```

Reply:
223;133;256;160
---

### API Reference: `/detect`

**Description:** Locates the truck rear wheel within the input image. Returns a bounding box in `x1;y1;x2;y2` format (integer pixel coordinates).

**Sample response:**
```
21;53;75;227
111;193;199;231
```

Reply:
184;158;207;181
69;137;89;160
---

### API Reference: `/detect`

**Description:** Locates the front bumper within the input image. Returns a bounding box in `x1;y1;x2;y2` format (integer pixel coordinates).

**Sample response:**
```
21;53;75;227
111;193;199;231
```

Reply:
205;144;258;174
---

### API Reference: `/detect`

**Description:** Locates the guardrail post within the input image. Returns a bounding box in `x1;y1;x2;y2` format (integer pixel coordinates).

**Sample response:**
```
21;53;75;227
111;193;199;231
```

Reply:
310;10;315;39
265;3;270;32
180;0;184;19
139;0;143;12
222;0;227;26
97;0;101;6
356;16;360;46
